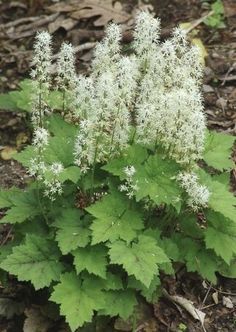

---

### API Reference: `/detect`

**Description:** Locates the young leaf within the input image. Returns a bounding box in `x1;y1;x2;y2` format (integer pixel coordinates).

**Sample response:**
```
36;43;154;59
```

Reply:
54;209;91;255
204;130;235;170
0;235;64;290
50;273;105;331
100;289;137;319
109;235;169;287
73;245;107;279
135;155;181;208
87;191;143;244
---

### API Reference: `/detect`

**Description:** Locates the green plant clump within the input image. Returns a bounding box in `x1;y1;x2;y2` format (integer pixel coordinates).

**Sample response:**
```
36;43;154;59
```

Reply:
204;0;225;29
0;12;235;331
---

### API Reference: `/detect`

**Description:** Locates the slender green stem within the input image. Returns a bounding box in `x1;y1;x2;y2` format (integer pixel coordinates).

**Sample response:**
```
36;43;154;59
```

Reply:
90;137;99;195
38;81;43;128
131;127;136;145
36;180;49;224
62;89;66;115
132;311;137;332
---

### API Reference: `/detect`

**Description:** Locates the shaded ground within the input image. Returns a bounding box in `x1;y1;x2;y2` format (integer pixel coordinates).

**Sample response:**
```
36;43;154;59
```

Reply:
0;0;235;331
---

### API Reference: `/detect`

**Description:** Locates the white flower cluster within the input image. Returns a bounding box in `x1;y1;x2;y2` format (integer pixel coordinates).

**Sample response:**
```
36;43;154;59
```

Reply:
32;127;49;150
56;42;77;113
30;13;208;200
29;125;64;201
135;19;205;164
74;24;138;172
29;127;49;177
119;166;139;199
177;172;210;211
31;31;52;125
43;162;64;201
73;12;206;171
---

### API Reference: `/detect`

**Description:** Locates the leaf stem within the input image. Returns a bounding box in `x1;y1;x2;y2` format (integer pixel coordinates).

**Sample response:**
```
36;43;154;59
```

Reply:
132;311;137;332
36;180;49;224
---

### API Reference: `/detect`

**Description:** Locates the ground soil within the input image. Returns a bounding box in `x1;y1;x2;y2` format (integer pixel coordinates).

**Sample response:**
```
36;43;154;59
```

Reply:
0;0;235;331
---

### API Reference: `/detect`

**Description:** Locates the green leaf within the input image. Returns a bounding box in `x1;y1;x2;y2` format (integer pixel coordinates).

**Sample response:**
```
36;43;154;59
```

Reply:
0;235;64;289
58;166;81;183
204;130;235;170
50;273;105;331
178;213;203;239
13;145;35;168
208;180;236;223
212;0;224;14
188;249;219;283
73;245;107;279
128;275;160;302
47;91;64;110
205;227;236;264
205;227;236;266
175;236;218;283
43;136;75;167
0;187;21;208
101;272;123;290
1;206;38;224
54;209;91;255
0;80;33;112
103;145;148;179
212;172;230;186
0;93;18;111
47;114;77;137
135;155;181;208
109;235;169;287
206;210;236;236
219;260;236;278
0;190;41;224
87;190;143;244
100;289;137;319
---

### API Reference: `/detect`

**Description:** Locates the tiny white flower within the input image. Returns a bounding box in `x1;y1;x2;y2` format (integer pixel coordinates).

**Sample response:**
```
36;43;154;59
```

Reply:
177;172;210;211
124;166;136;178
32;127;49;149
50;162;64;175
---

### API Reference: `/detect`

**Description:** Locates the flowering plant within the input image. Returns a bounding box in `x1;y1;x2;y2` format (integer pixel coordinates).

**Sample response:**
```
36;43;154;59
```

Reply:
0;12;235;331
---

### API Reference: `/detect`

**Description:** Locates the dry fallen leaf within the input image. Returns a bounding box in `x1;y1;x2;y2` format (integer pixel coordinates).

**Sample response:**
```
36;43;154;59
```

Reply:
48;16;78;33
192;38;208;65
222;296;234;309
16;132;29;148
48;0;131;27
162;289;206;325
1;146;17;160
212;291;219;304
